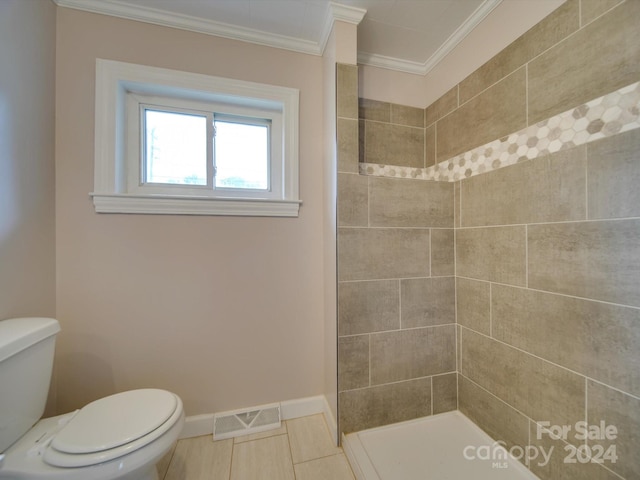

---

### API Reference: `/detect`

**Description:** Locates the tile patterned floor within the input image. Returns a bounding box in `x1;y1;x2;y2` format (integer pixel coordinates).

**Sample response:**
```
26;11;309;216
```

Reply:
157;414;355;480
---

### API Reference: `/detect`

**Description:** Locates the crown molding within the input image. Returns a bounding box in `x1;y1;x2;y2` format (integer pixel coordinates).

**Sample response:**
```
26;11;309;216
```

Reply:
357;52;427;75
53;0;323;55
53;0;499;76
358;0;503;75
329;2;367;25
318;2;367;55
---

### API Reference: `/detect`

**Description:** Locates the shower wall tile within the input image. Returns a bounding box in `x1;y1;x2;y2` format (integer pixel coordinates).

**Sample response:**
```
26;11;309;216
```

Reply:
459;0;579;104
430;229;454;276
437;67;527;162
529;421;622;480
459;375;529;451
425;124;436;168
528;0;640;124
339;2;639;448
391;104;424;128
338;335;369;391
587;380;640;480
528;219;640;307
456;226;527;286
369;177;453;228
580;0;624;26
425;85;457;126
459;146;587;227
370;325;455;385
400;277;455;329
337;228;430;281
338;280;399;335
492;284;640;398
337;118;359;173
363;121;424;168
359;98;389;122
587;128;640;219
338;378;431;433
337;173;368;227
336;64;358;120
462;329;585;442
432;373;457;415
455;278;490;336
363;81;640;183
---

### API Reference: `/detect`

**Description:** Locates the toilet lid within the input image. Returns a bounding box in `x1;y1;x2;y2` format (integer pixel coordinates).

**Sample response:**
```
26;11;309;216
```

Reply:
51;389;177;454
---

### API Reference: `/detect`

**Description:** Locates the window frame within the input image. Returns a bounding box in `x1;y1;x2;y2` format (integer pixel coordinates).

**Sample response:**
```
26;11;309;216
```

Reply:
92;59;301;216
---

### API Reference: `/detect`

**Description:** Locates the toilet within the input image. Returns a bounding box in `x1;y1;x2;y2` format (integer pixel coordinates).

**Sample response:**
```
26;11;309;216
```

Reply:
0;317;184;480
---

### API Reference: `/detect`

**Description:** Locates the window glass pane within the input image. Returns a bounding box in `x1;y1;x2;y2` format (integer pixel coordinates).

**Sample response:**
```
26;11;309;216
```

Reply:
214;120;269;190
144;109;207;185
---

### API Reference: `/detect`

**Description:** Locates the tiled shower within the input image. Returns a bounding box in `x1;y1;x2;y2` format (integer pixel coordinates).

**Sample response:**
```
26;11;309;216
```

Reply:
336;1;640;479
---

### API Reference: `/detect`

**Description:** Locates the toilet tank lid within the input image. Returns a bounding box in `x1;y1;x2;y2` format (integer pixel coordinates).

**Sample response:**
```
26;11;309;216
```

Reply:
0;317;60;362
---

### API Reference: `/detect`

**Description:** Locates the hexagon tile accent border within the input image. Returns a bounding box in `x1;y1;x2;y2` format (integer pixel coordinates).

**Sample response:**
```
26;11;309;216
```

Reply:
360;81;640;182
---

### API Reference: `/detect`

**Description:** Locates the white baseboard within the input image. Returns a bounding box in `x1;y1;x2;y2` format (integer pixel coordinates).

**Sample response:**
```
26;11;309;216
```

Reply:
180;413;214;439
179;394;338;442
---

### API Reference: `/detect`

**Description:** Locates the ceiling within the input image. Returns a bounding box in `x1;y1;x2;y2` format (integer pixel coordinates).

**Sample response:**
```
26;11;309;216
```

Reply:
54;0;562;75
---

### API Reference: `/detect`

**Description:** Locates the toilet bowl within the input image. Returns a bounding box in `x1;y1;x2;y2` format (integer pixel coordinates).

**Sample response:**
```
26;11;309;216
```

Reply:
0;318;184;480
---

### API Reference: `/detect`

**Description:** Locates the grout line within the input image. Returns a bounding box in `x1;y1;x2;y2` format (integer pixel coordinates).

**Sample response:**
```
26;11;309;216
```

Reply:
585;148;590;220
456;326;460;410
454;274;640;312
358;117;425;130
434;120;438;165
367;333;371;387
585;376;589;446
459;373;532;422
525;63;529;127
586;376;640;401
366;176;370;228
458;181;462;228
525;225;529;289
581;0;626;29
428;228;432;277
338;323;458;339
338;274;454;285
527;419;531;467
284;424;296;474
459;324;640;401
489;282;493;338
398;279;402;329
430;376;433;416
229;439;235;480
342;371;459;393
459;327;463;375
452;215;640;229
423;124;427;169
337;217;640;231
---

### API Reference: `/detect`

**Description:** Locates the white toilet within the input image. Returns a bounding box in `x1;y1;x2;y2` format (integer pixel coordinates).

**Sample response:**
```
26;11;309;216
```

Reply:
0;317;184;480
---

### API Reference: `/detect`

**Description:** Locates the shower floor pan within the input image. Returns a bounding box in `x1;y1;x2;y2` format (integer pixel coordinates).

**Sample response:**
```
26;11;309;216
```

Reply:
343;411;539;480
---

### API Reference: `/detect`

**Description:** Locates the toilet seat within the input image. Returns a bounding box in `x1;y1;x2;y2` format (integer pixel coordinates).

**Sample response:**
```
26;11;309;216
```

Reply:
42;389;181;468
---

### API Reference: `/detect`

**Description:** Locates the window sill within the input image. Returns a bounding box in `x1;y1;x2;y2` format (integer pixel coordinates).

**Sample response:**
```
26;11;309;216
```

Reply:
91;193;301;217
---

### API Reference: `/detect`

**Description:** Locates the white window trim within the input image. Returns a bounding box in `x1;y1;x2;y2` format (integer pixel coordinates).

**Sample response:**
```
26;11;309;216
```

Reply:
92;59;301;216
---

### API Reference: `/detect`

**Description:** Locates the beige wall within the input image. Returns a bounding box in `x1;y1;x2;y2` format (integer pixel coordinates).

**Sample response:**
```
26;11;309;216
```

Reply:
55;8;328;416
0;1;56;321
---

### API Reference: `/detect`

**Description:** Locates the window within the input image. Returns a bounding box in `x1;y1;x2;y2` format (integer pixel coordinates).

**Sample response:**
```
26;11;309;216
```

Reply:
93;59;300;216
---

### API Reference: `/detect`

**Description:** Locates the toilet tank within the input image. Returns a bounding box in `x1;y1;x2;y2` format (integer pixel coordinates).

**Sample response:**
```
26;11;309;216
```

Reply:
0;317;60;453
